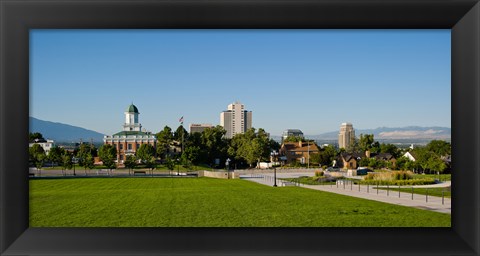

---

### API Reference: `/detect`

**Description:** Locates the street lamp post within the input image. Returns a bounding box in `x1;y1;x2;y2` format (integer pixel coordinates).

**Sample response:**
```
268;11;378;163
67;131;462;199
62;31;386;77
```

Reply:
271;151;279;187
177;158;180;175
72;156;76;176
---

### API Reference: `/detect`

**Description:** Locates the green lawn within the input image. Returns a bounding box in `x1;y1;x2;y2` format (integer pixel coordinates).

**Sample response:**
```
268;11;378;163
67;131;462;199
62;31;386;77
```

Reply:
30;177;450;227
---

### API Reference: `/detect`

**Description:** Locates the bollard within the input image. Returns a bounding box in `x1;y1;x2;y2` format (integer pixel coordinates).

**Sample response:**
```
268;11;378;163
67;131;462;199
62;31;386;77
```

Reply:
399;185;401;198
367;184;369;193
426;188;428;202
387;184;389;196
377;182;379;194
359;182;361;192
336;180;338;188
442;189;445;205
343;180;345;189
351;180;353;190
411;187;414;200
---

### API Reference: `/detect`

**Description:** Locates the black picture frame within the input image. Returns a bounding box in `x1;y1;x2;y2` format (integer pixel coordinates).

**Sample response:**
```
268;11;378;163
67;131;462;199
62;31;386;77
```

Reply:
1;0;479;255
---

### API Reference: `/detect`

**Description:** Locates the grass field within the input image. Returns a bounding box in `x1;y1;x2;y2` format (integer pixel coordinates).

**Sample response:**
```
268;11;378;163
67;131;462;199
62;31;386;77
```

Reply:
30;177;451;227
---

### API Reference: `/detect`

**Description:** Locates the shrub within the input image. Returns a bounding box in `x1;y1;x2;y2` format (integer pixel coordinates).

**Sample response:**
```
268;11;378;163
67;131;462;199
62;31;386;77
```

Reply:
315;170;324;177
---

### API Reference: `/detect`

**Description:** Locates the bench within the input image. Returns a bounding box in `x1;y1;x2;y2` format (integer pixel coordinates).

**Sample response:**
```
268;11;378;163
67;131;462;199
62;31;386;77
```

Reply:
133;170;147;176
29;173;35;177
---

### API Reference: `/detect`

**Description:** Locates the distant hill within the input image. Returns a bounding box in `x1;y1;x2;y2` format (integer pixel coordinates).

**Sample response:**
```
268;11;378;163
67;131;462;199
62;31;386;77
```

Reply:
30;117;105;143
308;126;451;140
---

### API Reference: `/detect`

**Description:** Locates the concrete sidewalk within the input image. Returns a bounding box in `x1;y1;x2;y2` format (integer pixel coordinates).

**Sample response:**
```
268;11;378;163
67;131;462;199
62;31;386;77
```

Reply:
241;173;451;214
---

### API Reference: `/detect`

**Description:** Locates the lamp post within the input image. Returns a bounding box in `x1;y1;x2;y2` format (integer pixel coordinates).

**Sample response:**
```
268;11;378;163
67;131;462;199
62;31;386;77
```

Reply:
271;151;279;187
72;156;76;176
177;158;180;175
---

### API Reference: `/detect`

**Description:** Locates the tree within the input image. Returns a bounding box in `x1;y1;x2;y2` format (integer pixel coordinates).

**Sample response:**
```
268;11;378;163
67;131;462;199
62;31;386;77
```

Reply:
83;153;95;174
164;156;175;175
98;144;117;171
136;144;156;164
29;144;45;165
174;125;188;145
35;152;46;171
358;134;375;152
283;135;303;142
426;140;451;157
48;146;64;167
184;145;201;166
76;143;95;170
61;152;73;171
380;143;400;158
156;126;174;158
29;132;44;142
124;155;136;175
228;128;272;168
201;126;228;166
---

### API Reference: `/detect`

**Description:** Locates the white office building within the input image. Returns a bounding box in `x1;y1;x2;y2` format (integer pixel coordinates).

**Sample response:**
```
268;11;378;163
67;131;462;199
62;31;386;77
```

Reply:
220;101;252;139
338;122;355;149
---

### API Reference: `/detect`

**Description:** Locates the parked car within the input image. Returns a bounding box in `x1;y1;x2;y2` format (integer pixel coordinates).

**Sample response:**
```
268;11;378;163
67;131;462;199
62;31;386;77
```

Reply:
326;167;340;172
356;168;373;175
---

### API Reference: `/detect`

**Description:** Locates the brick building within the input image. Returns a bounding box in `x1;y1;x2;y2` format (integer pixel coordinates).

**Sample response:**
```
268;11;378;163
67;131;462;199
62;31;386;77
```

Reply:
103;104;156;164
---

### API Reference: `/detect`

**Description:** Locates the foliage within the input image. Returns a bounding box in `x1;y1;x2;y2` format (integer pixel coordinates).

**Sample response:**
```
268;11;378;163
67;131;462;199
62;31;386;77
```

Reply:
425;140;451;157
201;125;228;166
358;134;375;152
311;145;337;166
47;146;65;166
164;157;175;171
136;144;155;163
363;171;414;181
283;135;304;142
76;143;96;169
124;155;137;172
173;125;188;144
229;128;272;168
155;126;174;158
29;143;47;169
314;170;324;177
412;147;447;173
98;144;117;170
61;152;73;170
29;132;44;142
380;143;401;158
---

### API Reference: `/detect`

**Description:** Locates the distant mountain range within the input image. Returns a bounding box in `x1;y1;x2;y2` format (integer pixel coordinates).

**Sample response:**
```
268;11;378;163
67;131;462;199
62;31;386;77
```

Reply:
307;126;451;140
30;117;105;143
30;116;451;144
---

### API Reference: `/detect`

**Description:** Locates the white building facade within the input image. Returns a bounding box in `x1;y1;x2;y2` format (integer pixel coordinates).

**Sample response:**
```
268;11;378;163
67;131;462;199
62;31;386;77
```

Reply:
220;101;252;139
338;122;355;149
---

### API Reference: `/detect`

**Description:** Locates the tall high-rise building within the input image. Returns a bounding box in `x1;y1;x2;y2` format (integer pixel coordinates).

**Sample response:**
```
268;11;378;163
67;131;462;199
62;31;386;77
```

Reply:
220;101;252;139
338;122;355;149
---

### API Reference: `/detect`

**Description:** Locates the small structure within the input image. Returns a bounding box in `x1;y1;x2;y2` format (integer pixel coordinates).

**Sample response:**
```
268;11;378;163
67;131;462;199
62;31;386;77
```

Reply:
282;129;304;142
279;141;319;165
29;138;55;155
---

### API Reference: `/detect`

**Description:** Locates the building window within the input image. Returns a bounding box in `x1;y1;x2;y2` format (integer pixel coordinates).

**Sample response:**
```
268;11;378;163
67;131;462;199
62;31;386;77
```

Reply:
120;144;123;150
128;144;132;150
136;144;140;149
120;155;123;160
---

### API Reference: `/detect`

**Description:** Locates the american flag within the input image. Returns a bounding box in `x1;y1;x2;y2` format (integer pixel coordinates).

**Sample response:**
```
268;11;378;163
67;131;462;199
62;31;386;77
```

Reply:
179;116;184;124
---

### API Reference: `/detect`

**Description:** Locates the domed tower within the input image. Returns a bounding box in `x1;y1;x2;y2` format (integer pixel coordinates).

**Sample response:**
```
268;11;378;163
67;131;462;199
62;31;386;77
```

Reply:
123;103;142;132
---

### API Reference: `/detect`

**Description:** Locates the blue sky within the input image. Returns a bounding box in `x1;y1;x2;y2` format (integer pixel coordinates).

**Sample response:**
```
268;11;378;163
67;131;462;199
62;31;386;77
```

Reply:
30;29;451;136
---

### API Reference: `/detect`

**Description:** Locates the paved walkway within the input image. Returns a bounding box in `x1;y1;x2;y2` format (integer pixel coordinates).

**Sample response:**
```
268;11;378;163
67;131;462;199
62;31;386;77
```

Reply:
240;172;451;214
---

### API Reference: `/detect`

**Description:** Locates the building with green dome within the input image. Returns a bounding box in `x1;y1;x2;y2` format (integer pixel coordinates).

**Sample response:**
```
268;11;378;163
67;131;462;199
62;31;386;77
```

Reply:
103;104;156;164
